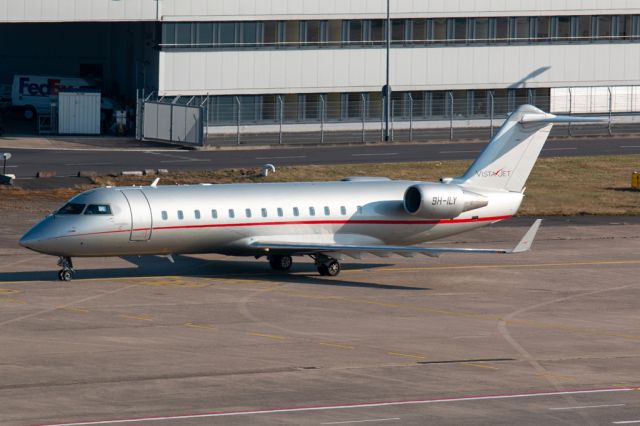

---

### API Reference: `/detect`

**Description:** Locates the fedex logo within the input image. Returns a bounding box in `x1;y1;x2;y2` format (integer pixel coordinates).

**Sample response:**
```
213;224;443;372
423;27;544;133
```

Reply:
18;77;87;97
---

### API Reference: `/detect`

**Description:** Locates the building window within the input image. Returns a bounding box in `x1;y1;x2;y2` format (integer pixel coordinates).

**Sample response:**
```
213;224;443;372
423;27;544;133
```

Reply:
212;209;218;219
370;19;385;43
535;16;552;40
264;21;279;46
162;23;176;45
283;20;301;46
473;18;490;42
197;23;215;46
327;20;343;46
177;210;184;220
176;23;193;46
594;16;612;40
194;210;201;219
431;18;447;43
161;211;168;220
392;19;407;43
218;22;237;47
494;18;510;41
241;22;259;47
554;16;572;40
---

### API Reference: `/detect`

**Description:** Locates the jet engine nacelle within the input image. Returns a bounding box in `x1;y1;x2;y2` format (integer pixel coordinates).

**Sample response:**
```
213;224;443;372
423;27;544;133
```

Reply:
403;183;488;219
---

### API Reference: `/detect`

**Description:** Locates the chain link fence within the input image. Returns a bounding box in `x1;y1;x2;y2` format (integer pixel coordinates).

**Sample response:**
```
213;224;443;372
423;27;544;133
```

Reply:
139;89;640;146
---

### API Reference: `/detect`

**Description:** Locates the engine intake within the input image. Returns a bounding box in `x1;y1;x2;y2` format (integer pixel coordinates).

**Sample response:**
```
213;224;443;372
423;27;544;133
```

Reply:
403;183;488;219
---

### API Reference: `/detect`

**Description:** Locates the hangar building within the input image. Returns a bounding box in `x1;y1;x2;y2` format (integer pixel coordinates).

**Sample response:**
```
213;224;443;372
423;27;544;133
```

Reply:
1;0;640;131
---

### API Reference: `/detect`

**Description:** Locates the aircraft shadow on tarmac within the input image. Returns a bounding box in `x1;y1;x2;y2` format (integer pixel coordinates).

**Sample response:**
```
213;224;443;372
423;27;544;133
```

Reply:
1;255;428;291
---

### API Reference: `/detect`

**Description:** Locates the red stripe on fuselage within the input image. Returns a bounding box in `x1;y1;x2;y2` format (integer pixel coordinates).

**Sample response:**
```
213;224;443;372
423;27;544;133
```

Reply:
64;215;512;239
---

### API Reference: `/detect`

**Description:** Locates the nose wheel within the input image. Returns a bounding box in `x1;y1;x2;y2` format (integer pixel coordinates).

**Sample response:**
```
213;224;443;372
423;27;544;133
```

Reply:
57;256;75;281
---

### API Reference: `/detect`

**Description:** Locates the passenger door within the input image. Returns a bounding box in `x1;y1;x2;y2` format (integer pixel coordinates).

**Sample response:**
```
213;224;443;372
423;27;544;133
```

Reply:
121;189;153;241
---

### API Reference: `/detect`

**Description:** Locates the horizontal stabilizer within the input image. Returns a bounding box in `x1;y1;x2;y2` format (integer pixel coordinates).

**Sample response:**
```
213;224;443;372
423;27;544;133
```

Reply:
520;113;608;125
250;220;542;257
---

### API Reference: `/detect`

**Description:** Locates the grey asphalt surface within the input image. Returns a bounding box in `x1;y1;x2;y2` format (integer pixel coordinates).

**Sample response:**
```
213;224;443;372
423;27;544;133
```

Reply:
1;209;640;425
3;135;640;182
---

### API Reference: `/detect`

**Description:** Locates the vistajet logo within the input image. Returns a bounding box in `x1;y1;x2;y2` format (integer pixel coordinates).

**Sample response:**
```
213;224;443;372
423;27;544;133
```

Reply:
475;168;512;178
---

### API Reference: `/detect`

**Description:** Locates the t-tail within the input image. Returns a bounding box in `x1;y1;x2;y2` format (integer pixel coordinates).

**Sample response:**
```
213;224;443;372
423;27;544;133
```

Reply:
455;105;605;193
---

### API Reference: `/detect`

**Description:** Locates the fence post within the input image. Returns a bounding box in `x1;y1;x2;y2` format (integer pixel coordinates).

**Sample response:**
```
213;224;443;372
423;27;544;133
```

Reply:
169;104;174;142
568;89;572;136
408;93;413;142
135;89;142;141
489;90;495;138
391;100;395;141
448;91;454;140
361;93;366;143
235;96;241;145
608;86;613;135
278;95;284;145
320;95;325;143
380;98;384;142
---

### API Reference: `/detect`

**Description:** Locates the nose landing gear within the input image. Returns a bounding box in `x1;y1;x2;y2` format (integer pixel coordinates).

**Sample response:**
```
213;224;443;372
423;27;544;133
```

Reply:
57;256;75;281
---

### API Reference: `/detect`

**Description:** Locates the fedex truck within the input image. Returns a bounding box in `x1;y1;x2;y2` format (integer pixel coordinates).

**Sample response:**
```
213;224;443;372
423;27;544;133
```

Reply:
11;75;116;120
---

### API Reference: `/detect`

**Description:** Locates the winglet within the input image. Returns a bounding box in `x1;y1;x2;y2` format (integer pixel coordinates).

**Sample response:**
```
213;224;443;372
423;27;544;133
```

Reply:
511;219;542;253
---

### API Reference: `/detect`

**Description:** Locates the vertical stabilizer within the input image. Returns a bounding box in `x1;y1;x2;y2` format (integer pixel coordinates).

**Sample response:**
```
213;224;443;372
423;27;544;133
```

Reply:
457;105;603;193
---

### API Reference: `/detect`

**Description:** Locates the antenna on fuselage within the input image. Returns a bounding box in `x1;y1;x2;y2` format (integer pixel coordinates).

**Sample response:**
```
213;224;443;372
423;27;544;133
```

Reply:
150;178;160;188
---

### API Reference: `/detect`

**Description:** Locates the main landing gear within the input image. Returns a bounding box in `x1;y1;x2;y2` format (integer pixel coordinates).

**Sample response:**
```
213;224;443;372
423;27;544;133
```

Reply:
313;254;341;277
57;256;75;281
267;254;341;277
268;255;293;272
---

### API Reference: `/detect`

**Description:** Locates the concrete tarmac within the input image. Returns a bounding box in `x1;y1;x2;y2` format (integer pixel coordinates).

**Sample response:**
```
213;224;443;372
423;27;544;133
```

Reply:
1;217;640;425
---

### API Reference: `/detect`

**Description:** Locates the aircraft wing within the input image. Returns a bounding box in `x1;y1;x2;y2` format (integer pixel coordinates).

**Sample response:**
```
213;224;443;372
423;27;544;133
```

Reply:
250;219;542;259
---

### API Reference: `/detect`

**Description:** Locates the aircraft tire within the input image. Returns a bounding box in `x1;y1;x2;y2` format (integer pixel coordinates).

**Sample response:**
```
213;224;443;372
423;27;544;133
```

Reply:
269;255;292;271
326;260;341;277
60;270;73;281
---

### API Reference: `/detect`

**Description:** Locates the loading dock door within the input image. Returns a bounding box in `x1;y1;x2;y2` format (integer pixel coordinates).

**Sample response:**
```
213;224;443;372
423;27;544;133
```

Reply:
121;190;153;241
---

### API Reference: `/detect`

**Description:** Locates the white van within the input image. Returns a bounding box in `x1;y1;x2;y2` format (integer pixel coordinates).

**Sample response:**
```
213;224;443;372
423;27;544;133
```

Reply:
11;75;116;120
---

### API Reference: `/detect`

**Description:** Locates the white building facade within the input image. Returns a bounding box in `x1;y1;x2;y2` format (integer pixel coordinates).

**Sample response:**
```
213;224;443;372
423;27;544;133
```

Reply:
2;0;640;126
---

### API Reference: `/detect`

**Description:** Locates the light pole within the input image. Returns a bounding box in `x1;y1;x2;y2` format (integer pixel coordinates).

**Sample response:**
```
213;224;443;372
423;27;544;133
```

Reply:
383;0;392;142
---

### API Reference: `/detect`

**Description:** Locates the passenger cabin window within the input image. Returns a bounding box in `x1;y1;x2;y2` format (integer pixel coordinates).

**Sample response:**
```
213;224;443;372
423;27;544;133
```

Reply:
229;209;235;218
84;205;112;215
194;210;201;219
261;208;268;218
177;210;184;220
340;206;347;216
324;206;330;216
277;208;284;217
293;207;299;217
212;209;218;219
161;211;168;220
246;208;252;218
56;203;85;215
309;207;316;216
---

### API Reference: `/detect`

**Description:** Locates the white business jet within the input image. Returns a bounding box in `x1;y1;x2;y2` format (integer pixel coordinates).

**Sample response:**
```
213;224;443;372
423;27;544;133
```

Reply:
20;105;600;281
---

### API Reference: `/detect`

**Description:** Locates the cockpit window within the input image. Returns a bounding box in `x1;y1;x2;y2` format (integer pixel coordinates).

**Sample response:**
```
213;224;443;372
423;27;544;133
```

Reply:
56;203;86;215
85;205;112;215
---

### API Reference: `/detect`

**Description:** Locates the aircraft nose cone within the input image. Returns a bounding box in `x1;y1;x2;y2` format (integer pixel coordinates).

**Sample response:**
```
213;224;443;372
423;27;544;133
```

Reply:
20;217;56;253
